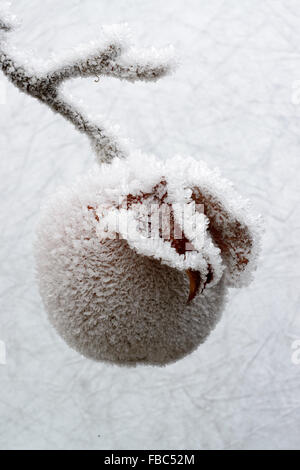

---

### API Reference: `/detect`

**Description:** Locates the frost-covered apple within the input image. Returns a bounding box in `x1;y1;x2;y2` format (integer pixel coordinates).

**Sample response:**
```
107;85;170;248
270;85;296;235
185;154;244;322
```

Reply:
35;153;261;365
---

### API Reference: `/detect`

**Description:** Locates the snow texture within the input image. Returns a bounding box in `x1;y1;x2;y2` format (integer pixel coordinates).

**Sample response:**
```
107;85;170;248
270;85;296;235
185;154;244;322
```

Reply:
0;0;300;450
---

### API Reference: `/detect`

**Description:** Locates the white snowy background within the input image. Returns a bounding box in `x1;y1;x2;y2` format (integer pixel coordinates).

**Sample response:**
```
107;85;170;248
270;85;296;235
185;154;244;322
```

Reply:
0;0;300;450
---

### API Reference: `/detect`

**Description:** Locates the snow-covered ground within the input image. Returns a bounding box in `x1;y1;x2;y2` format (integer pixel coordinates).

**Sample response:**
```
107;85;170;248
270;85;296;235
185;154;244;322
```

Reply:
0;0;299;450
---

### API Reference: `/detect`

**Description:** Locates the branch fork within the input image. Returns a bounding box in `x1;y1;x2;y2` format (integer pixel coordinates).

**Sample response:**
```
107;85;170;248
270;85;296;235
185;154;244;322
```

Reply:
0;3;175;163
